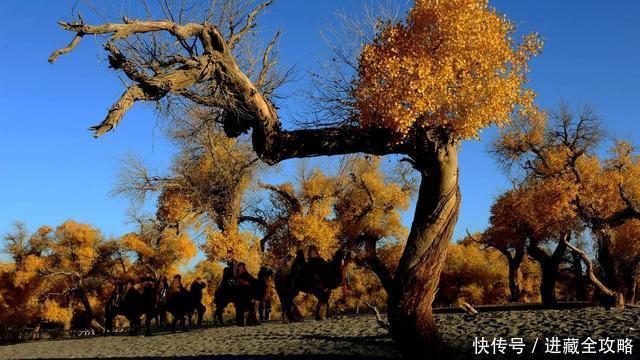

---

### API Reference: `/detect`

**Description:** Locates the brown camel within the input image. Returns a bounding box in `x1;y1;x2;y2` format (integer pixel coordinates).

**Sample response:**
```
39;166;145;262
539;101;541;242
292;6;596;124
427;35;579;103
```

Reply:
275;248;354;322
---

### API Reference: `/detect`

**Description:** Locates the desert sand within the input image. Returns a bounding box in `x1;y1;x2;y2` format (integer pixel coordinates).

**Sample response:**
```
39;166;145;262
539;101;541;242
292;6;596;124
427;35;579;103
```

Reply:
1;307;639;359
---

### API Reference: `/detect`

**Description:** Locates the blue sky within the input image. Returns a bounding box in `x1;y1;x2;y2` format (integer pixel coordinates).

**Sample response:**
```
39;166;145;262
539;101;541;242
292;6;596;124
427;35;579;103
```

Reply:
1;1;639;262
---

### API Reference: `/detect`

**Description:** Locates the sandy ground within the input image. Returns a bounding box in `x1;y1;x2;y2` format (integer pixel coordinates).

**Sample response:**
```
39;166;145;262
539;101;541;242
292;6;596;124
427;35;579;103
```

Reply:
439;307;640;359
1;308;640;359
0;316;397;359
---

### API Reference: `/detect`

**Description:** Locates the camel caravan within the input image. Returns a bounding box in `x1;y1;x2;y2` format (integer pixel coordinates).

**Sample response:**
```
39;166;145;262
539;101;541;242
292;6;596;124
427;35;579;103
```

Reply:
104;246;355;336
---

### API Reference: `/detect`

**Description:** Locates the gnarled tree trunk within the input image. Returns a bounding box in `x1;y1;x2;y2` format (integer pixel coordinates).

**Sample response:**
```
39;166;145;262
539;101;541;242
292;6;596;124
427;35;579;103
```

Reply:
540;261;560;305
507;260;523;302
388;138;460;356
527;240;567;306
73;287;105;333
628;263;640;304
595;228;624;297
506;245;525;302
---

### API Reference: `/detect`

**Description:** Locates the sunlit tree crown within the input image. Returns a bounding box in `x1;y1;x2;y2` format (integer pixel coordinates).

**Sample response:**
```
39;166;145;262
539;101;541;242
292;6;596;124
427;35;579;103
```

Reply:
354;0;542;140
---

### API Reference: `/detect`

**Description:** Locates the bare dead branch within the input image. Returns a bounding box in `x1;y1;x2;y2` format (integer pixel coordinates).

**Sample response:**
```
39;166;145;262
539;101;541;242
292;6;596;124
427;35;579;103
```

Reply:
261;183;301;211
465;229;479;243
104;42;154;83
53;20;205;42
227;0;273;49
48;32;84;64
561;235;620;303
89;85;155;137
459;302;478;316
256;30;280;87
364;301;390;331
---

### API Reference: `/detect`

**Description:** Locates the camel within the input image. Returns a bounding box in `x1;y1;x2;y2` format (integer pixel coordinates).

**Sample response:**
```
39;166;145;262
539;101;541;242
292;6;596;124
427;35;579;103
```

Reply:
104;275;203;335
165;275;201;333
275;249;354;322
213;266;275;326
104;278;160;336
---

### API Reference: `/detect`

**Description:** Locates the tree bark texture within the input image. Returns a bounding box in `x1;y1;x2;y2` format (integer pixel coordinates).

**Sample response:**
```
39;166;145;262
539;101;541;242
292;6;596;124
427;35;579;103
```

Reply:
388;139;460;356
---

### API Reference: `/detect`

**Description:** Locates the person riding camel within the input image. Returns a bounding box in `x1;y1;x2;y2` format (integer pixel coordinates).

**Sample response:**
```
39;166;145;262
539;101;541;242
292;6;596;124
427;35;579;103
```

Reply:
189;277;207;326
156;276;169;327
304;245;328;288
168;274;188;311
139;273;157;303
105;282;124;334
340;252;354;296
235;262;255;287
170;274;185;291
121;279;142;335
140;273;156;285
307;245;326;265
166;274;192;333
158;276;169;298
221;260;237;289
233;262;257;326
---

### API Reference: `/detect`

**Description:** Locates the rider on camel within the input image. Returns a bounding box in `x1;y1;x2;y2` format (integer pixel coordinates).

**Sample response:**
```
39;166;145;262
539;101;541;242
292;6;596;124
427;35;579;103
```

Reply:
304;245;328;286
121;279;142;335
221;259;237;289
170;274;185;291
235;262;255;287
307;245;326;265
105;282;124;334
157;276;169;327
234;262;256;326
189;277;207;326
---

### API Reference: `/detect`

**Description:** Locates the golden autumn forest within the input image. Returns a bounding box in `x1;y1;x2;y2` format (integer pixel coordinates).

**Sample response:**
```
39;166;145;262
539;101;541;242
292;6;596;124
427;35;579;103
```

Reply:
2;0;640;358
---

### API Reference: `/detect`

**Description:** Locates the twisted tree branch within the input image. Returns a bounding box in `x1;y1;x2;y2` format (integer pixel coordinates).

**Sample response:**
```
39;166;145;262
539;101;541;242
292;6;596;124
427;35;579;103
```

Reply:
50;7;409;163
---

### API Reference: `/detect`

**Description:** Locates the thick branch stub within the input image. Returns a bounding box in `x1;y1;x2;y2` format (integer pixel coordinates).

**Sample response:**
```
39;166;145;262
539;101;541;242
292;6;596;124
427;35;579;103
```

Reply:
253;126;410;165
57;20;205;41
104;43;153;84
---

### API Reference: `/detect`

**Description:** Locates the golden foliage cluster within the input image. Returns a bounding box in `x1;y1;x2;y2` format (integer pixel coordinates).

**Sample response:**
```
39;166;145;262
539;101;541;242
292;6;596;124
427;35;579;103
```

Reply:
260;157;413;272
354;0;541;139
335;157;410;243
121;227;197;277
438;241;509;305
1;221;119;330
202;225;254;265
